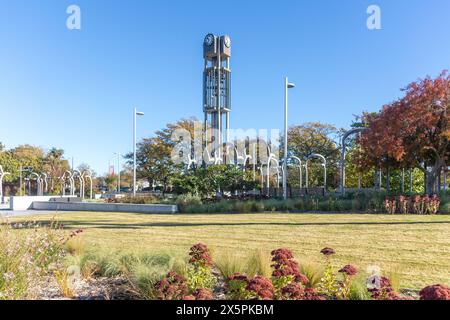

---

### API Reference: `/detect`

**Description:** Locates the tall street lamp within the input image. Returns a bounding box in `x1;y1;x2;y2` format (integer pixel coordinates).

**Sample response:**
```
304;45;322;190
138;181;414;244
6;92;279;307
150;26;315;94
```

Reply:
133;108;145;196
283;77;295;200
114;152;121;193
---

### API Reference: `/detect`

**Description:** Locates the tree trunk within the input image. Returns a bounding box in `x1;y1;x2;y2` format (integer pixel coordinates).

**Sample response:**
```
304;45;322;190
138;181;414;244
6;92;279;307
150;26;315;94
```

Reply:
425;161;444;194
386;167;390;193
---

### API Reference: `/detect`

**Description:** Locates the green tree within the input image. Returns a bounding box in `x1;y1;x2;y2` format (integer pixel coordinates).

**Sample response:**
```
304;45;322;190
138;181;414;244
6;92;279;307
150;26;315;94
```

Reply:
44;148;70;194
286;122;342;190
126;118;198;193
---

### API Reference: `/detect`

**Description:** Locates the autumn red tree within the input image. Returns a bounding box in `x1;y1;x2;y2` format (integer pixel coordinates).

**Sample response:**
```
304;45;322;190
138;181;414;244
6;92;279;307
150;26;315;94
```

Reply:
359;71;450;194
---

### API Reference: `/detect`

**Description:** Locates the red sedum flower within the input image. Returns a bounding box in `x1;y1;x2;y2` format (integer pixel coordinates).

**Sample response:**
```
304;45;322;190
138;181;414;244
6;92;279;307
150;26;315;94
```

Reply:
246;276;274;300
320;247;335;256
420;284;450;300
339;265;358;276
193;288;213;300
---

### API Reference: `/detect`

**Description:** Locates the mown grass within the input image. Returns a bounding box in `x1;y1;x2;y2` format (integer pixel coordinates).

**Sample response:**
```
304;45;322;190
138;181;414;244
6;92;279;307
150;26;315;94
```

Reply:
10;212;450;290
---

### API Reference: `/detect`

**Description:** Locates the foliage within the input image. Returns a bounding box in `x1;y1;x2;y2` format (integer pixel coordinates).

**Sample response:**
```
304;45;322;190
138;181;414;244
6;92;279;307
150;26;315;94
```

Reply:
125;118;198;193
245;275;274;300
317;247;339;298
226;273;251;300
337;265;358;300
286;122;342;189
384;195;440;214
186;243;215;291
367;276;404;300
359;71;450;194
270;248;310;300
0;145;74;195
419;284;450;300
172;165;256;198
154;271;189;300
0;219;66;300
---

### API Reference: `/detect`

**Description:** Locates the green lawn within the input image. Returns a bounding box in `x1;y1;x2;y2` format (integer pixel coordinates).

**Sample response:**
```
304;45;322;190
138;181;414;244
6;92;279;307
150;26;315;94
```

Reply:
11;212;450;290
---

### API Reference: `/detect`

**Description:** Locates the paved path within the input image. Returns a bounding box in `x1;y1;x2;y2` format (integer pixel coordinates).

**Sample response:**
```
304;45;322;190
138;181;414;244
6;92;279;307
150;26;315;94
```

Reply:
0;209;57;218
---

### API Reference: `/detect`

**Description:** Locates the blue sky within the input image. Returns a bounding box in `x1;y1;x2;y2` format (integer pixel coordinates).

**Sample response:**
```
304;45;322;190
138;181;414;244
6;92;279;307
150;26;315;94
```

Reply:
0;0;449;174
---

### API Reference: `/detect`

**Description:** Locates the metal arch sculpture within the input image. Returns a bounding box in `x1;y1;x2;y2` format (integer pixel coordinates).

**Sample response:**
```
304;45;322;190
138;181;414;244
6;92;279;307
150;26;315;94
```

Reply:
59;172;67;196
41;173;49;194
203;146;222;166
340;128;368;195
186;154;198;170
37;176;43;196
280;156;303;189
29;172;41;196
305;154;327;189
72;170;84;199
266;156;281;189
0;165;10;200
63;170;75;196
82;170;93;200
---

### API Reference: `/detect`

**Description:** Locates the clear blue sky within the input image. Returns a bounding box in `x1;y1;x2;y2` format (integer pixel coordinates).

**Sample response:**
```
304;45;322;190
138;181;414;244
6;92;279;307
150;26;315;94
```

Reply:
1;0;449;174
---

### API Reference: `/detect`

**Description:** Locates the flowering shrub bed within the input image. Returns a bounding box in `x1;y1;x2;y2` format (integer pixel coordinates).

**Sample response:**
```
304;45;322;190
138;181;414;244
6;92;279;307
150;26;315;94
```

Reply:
154;243;215;300
1;228;449;300
384;195;440;214
150;243;450;300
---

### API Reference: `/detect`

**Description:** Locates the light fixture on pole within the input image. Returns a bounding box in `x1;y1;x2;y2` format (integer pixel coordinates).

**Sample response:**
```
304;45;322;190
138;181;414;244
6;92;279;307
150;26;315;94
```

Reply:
283;77;295;200
114;152;121;193
133;108;145;196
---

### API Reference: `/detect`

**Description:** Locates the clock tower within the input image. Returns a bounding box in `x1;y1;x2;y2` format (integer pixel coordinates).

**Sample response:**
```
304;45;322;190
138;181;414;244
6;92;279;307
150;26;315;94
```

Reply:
203;34;231;158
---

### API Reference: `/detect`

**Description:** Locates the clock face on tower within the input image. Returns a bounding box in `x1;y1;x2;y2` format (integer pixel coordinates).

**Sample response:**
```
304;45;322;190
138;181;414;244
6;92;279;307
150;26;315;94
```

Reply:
204;34;214;46
224;36;231;48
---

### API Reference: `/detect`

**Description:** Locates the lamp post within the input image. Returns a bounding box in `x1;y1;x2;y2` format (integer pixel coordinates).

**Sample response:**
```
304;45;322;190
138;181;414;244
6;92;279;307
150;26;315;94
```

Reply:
114;152;121;193
283;77;296;200
133;108;144;196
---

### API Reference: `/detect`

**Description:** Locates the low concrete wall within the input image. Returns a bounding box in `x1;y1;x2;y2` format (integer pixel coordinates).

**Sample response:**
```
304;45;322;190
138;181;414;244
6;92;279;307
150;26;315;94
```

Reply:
9;196;78;211
31;201;178;214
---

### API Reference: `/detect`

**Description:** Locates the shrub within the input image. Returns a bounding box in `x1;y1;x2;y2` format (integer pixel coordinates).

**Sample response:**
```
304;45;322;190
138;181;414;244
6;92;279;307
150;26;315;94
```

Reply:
154;271;189;300
384;197;396;214
337;265;358;300
226;273;250;300
176;194;203;211
251;201;265;213
246;275;274;300
0;220;66;300
367;276;404;300
233;201;253;213
419;284;450;300
191;288;213;300
270;248;308;300
114;195;160;205
397;195;409;214
317;247;339;298
187;244;216;290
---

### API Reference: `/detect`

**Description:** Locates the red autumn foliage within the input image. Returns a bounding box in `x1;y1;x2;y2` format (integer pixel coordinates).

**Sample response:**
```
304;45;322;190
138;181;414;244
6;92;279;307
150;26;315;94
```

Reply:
271;248;309;285
189;243;214;267
280;282;304;300
320;247;335;256
192;288;214;300
358;71;450;194
419;284;450;300
246;276;274;300
339;265;358;276
155;271;189;300
228;273;249;283
368;276;406;300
